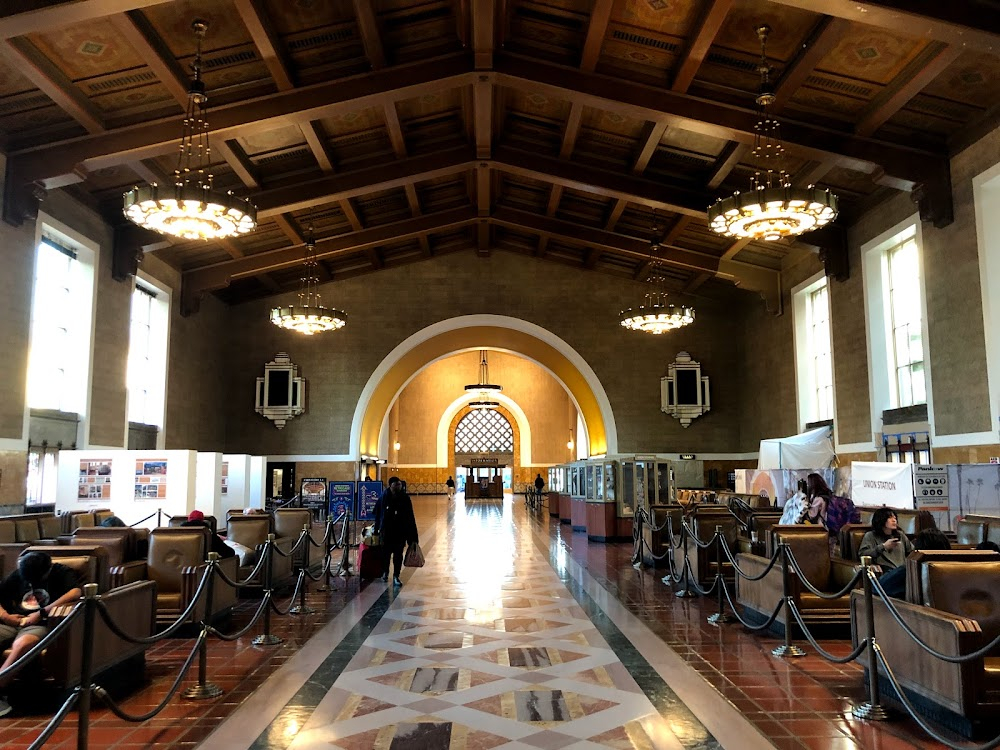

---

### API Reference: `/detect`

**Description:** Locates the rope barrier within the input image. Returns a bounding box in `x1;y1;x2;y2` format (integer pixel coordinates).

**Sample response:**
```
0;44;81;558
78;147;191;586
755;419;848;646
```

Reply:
786;601;869;663
94;631;204;721
206;593;271;641
875;649;1000;750
95;569;211;644
717;533;784;580
26;689;78;750
720;581;786;631
868;571;1000;663
784;547;864;599
213;545;270;589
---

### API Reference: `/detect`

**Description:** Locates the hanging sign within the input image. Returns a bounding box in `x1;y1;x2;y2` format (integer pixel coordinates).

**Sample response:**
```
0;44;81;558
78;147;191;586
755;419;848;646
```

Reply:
851;462;914;509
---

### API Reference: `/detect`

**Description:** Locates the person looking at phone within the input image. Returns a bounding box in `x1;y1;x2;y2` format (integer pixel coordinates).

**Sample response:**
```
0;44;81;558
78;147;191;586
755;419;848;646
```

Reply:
858;507;913;574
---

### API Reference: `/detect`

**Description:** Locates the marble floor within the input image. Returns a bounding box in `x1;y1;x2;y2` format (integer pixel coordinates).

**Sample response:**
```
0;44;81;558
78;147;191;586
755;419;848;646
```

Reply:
0;495;968;749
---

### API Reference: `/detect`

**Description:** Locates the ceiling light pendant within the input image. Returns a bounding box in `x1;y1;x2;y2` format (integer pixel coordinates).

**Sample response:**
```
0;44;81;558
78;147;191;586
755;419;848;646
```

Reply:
707;24;837;242
620;216;695;334
465;350;502;409
123;20;257;241
270;227;347;335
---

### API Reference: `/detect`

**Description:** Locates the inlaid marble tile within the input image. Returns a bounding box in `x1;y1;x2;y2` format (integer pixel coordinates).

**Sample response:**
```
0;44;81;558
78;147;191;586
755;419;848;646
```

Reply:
388;721;452;749
502;596;534;608
423;630;466;649
500;617;541;632
507;646;551;668
515;689;570;722
409;667;459;693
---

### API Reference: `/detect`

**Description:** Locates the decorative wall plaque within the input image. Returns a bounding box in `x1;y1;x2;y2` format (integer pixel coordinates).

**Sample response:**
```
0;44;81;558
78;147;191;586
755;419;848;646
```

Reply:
660;351;711;428
255;352;306;429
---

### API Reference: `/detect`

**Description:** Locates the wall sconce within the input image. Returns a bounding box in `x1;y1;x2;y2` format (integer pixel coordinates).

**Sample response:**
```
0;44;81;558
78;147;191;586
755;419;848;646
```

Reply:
393;430;401;451
567;429;574;452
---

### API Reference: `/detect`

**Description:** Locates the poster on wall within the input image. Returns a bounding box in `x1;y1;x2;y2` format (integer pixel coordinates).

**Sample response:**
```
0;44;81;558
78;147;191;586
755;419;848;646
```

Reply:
221;461;229;496
851;462;914;509
328;481;355;520
358;481;383;521
78;460;112;502
301;478;327;510
135;459;168;501
734;468;845;507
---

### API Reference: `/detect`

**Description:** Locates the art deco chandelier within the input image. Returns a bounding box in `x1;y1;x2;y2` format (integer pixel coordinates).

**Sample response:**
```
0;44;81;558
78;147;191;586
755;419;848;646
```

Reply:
707;24;837;241
620;217;695;335
270;228;347;335
465;350;502;409
123;20;257;241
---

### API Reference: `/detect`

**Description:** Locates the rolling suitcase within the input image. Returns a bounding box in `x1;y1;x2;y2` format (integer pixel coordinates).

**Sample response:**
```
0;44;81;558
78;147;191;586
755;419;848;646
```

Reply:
356;542;383;580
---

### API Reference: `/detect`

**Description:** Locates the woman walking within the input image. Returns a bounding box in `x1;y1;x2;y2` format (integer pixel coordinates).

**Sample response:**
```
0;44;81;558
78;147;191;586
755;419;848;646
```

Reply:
374;476;419;586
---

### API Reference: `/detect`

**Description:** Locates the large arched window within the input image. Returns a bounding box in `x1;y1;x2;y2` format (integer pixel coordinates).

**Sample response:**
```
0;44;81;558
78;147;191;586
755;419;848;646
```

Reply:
455;409;513;453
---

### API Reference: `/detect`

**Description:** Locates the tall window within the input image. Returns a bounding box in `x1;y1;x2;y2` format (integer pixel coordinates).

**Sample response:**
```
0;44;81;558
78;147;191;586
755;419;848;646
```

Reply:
455;410;514;453
25;444;58;507
27;240;88;412
808;284;834;421
886;233;925;407
127;281;169;428
792;273;835;430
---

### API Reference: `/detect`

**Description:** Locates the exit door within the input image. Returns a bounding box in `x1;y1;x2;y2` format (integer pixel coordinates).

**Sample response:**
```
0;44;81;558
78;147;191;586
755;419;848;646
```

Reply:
266;461;296;502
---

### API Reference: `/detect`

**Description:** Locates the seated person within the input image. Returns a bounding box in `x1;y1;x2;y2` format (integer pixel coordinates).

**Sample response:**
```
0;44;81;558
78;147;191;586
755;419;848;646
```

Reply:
976;540;1000;553
871;525;950;599
100;515;127;528
779;479;807;526
181;510;235;560
0;551;83;717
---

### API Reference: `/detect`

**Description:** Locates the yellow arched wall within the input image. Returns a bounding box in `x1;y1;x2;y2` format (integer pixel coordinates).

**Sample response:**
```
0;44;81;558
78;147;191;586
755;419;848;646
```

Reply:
360;326;609;458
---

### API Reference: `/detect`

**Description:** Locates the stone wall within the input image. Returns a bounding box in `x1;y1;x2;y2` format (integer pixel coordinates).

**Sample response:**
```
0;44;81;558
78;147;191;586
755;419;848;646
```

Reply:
221;251;755;457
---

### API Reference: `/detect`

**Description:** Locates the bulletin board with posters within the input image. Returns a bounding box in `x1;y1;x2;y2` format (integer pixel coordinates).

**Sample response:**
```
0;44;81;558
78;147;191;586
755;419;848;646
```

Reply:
221;461;229;496
135;459;168;501
78;459;112;502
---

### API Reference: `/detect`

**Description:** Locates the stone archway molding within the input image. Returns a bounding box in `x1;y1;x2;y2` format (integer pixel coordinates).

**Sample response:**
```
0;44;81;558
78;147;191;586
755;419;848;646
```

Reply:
351;315;617;458
437;393;531;468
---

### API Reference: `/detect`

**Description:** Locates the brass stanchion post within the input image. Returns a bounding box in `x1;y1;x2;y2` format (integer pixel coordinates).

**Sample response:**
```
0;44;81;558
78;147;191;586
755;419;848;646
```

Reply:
290;525;315;615
707;525;732;625
675;523;695;598
184;554;223;699
252;535;283;646
852;556;889;720
632;509;644;569
316;515;334;592
339;511;354;578
772;543;805;657
77;583;98;750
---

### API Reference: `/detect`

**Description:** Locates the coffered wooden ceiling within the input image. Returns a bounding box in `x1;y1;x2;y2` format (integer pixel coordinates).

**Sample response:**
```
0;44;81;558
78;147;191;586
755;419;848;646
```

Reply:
1;0;996;314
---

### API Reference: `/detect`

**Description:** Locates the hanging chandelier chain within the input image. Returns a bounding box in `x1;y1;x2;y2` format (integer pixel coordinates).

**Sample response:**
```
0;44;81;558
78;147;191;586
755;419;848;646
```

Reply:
751;24;785;192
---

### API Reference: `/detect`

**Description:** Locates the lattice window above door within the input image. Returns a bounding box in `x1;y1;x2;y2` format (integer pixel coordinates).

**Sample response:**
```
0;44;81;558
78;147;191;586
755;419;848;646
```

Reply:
455;409;513;453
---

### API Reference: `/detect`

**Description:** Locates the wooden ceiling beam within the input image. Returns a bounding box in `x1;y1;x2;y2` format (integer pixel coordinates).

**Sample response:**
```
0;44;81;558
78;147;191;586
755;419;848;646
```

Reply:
772;17;850;111
353;0;387;70
384;102;408;158
671;0;733;93
473;78;492;158
604;199;626;231
491;206;721;275
300;121;335;173
559;103;583;159
8;55;475;187
580;0;614;72
366;247;384;269
767;0;1000;52
0;0;173;40
2;37;104;133
405;183;422;215
477;163;491;216
685;272;712;293
185;206;478;293
855;42;964;138
494;53;944;189
664;215;694;245
272;213;305;245
472;0;496;69
111;11;189;107
706;142;747;189
546;185;563;216
339;199;364;231
492;145;710;217
632;122;668;174
213;139;259;189
234;0;294;90
253;147;475;217
720;238;751;261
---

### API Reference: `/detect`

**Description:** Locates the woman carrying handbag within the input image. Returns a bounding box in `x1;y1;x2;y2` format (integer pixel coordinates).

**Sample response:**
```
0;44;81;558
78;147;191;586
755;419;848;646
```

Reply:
374;476;419;586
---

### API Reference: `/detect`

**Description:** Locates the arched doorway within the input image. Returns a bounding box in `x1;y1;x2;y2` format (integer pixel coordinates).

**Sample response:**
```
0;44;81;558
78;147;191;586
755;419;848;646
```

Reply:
451;406;517;496
350;315;618;459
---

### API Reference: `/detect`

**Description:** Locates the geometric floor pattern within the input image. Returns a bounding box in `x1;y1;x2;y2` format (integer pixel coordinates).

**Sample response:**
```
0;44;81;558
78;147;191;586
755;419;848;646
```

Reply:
277;498;685;749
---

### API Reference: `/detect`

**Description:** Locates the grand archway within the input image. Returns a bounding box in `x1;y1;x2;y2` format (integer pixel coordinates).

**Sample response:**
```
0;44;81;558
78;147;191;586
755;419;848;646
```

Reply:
350;315;618;459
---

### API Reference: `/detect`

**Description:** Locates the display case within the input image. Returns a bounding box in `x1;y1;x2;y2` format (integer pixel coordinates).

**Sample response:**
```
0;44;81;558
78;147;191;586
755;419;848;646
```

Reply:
620;459;635;518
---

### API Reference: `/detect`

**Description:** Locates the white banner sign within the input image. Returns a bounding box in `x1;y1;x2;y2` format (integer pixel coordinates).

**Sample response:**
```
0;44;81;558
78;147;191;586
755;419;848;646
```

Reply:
851;462;914;509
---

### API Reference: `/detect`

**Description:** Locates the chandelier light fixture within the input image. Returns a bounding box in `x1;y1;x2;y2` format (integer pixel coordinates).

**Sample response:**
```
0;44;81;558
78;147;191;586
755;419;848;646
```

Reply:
620;216;696;335
270;227;347;335
123;20;257;241
465;350;502;409
707;24;837;241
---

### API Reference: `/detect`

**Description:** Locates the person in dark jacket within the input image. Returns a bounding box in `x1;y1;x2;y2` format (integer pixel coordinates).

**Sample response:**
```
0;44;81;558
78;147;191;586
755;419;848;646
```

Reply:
534;474;545;492
374;476;418;586
181;510;236;559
